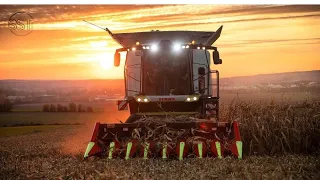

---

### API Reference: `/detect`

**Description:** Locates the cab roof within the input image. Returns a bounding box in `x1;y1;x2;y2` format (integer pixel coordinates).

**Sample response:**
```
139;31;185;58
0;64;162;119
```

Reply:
108;26;223;47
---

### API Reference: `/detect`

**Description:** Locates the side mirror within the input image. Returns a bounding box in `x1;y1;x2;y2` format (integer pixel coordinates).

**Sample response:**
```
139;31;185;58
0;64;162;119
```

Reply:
213;50;222;64
114;52;120;67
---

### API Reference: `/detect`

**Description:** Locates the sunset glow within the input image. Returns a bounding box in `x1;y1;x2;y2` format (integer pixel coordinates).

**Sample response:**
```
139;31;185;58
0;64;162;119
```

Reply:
0;5;319;80
98;53;114;70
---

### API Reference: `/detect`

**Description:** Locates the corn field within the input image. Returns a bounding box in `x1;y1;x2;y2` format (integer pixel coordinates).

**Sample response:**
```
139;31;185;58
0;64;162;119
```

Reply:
220;99;320;156
0;99;319;179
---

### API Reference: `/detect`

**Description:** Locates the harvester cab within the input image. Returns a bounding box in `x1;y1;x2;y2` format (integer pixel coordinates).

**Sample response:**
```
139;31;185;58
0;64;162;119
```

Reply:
84;25;242;160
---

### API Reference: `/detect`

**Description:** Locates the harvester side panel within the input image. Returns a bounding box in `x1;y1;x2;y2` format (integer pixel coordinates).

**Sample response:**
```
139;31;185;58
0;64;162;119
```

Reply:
125;51;142;97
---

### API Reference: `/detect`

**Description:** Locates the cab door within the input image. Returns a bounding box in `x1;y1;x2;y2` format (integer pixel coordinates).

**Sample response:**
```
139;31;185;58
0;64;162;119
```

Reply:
192;49;210;95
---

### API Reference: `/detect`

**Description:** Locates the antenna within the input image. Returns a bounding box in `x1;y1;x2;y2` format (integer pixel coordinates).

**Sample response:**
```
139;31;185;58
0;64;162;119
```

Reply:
83;20;123;47
83;20;107;31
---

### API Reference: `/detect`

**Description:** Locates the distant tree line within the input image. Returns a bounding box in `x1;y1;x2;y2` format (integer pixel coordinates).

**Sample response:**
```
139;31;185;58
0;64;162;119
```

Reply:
42;102;93;112
0;99;13;112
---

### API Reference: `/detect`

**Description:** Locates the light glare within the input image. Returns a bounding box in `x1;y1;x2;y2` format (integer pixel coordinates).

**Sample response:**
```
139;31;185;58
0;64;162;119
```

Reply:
173;44;180;51
151;44;158;51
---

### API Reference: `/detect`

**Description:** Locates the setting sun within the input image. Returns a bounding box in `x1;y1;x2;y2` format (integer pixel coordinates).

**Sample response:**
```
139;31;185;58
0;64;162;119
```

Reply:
90;41;108;49
95;53;114;70
100;59;113;70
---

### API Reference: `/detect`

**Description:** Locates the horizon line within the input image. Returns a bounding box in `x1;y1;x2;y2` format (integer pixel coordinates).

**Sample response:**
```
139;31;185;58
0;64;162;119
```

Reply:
0;69;319;81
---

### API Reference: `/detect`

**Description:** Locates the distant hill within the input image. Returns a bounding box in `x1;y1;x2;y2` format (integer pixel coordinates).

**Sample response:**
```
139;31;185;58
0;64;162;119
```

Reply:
0;79;124;90
220;70;320;85
1;70;319;90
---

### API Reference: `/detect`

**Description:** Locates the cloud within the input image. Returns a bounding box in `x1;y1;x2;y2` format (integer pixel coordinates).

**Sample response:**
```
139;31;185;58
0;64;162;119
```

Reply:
1;5;319;33
117;5;320;23
0;5;319;79
0;5;167;23
221;40;320;51
213;14;320;24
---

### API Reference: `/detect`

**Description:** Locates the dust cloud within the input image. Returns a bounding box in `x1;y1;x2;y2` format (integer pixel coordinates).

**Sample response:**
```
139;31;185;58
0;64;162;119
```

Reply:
59;110;129;156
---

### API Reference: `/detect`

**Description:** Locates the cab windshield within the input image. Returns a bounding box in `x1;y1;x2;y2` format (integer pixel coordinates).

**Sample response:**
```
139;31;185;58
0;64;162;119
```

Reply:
143;50;191;95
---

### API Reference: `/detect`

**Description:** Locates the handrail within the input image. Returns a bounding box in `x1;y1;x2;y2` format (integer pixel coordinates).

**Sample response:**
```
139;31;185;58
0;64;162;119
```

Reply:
192;67;219;98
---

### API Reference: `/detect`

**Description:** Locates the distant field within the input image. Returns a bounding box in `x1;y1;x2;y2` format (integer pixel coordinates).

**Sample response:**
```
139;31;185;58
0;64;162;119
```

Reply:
0;125;72;137
0;111;129;127
1;92;319;128
11;101;117;112
10;92;320;112
1;101;128;127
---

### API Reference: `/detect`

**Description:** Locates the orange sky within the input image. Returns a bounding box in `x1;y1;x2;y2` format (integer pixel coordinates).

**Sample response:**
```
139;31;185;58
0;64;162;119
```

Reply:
0;5;319;80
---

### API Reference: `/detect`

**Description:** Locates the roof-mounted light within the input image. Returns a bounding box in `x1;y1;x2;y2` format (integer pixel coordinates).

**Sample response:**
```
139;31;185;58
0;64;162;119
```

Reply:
136;41;140;45
118;43;215;53
173;44;180;51
151;44;158;51
192;40;195;44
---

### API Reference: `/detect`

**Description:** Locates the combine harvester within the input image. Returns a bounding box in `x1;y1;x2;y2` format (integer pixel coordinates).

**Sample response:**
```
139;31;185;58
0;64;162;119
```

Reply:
84;25;242;160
